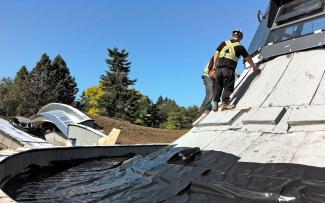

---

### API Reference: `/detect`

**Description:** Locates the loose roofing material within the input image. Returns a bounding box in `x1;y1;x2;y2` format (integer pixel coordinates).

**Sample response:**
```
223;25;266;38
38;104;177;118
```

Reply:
0;118;52;149
31;110;74;136
4;147;325;202
30;103;94;136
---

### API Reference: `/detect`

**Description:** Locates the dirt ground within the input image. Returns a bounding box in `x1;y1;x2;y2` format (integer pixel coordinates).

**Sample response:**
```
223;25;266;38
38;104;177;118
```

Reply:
92;115;188;144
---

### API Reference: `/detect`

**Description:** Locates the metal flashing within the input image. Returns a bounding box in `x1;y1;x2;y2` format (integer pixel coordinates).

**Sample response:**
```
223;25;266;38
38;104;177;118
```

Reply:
261;31;325;59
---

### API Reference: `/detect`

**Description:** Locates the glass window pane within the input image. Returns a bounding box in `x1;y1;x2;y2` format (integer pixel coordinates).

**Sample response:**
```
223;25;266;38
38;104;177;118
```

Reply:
276;0;323;23
248;13;270;54
268;16;325;44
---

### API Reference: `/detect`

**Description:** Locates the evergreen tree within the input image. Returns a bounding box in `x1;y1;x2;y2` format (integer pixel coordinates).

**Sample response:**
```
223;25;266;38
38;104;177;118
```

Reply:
50;55;78;104
154;96;167;127
135;95;152;125
153;96;199;129
155;97;179;128
14;66;29;89
165;109;183;129
14;66;32;116
0;68;28;117
145;102;161;127
183;105;199;128
0;78;16;117
79;91;89;113
123;89;142;123
0;66;33;117
28;53;53;114
27;53;78;115
99;48;137;119
0;54;78;117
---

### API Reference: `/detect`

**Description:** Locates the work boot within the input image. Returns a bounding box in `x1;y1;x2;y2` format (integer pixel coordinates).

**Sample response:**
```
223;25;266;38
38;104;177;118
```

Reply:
221;103;236;111
213;102;219;112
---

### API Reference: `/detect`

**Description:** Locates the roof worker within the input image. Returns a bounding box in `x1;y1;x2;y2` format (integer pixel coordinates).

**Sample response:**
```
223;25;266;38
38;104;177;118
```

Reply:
212;29;260;111
199;56;216;115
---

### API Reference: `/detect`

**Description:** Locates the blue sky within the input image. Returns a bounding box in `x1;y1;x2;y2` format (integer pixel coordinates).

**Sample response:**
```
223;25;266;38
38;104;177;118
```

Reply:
0;0;269;107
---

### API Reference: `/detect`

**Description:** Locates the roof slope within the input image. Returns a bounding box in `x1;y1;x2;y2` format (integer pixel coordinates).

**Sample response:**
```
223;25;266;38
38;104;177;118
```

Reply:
174;48;325;167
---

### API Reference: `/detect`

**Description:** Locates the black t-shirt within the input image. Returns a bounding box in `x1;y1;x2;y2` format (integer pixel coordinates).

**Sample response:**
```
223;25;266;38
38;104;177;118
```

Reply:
216;39;249;70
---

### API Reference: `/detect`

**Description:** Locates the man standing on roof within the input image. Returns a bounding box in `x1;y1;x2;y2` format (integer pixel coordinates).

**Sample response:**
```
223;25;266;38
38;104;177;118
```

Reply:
212;29;260;111
199;56;215;115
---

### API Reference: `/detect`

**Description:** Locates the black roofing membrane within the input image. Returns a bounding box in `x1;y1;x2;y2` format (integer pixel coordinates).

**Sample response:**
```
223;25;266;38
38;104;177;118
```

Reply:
3;146;325;202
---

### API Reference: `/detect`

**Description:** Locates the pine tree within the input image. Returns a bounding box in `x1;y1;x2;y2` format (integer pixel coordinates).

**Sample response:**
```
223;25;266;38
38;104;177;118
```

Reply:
183;105;199;128
79;91;89;112
155;97;179;128
14;66;29;89
165;109;183;129
27;53;78;115
154;96;167;126
123;89;142;123
50;55;78;104
0;78;16;117
145;102;161;127
99;48;137;119
28;53;53;114
14;66;32;116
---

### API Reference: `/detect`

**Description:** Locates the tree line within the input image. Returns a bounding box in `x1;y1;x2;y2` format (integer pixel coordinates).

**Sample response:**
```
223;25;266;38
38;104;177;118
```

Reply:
0;49;198;129
0;54;78;117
